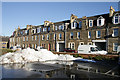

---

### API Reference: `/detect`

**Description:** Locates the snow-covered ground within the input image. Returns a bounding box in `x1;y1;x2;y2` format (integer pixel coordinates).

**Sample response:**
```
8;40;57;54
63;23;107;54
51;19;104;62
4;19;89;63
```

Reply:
0;47;80;64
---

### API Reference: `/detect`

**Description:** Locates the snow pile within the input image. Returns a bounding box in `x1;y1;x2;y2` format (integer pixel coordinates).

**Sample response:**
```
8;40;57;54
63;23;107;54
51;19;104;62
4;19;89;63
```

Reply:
0;47;77;64
57;54;76;61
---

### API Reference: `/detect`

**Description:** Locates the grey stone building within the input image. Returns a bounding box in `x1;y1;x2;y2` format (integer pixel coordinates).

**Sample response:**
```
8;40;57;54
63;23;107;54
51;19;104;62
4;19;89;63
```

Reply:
9;6;120;54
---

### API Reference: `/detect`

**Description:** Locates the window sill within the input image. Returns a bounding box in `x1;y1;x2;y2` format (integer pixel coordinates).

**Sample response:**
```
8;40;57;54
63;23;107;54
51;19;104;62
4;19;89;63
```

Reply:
112;36;119;38
113;23;119;24
113;50;117;52
89;26;93;27
96;37;101;39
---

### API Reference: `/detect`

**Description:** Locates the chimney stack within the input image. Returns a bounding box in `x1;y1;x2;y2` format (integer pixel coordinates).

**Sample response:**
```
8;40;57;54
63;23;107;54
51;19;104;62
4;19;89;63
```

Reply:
18;26;20;30
109;6;115;17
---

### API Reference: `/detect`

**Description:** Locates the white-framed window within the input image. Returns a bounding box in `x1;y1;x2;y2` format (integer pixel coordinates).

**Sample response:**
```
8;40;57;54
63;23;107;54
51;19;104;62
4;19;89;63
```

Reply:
40;28;41;32
72;43;75;50
32;29;36;34
23;44;25;48
25;30;27;34
55;26;57;30
23;37;25;41
69;42;75;49
35;44;37;49
48;27;50;31
26;36;28;41
79;21;82;28
113;13;120;24
79;42;84;45
88;42;92;45
59;34;62;40
59;25;64;30
96;31;101;38
97;16;105;26
54;34;56;40
35;35;37;40
89;20;93;27
32;44;34;48
88;31;91;38
42;35;45;40
71;20;77;29
47;34;49;40
113;28;119;37
77;32;80;39
32;36;34;41
113;43;118;51
43;27;47;32
37;28;40;33
70;32;73;39
27;30;29;35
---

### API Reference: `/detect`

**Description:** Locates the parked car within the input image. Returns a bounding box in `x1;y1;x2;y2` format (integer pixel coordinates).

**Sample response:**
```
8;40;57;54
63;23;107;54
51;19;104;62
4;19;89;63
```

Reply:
10;47;13;49
36;46;46;51
78;45;107;55
64;48;76;53
12;46;22;51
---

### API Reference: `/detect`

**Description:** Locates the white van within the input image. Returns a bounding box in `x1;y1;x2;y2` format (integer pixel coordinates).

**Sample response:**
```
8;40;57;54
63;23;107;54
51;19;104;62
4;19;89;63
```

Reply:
117;46;120;53
78;45;107;55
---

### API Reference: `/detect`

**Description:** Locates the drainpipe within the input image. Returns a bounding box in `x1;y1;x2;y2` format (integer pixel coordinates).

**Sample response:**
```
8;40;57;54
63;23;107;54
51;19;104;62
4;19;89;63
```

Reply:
55;33;56;51
106;25;109;53
65;23;69;48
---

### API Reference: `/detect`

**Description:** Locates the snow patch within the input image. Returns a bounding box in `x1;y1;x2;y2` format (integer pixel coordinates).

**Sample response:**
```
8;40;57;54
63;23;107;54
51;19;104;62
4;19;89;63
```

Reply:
0;47;78;64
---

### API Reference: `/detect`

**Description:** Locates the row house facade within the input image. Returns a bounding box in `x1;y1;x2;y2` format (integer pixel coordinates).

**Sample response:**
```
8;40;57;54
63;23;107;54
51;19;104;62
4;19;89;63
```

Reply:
9;7;120;54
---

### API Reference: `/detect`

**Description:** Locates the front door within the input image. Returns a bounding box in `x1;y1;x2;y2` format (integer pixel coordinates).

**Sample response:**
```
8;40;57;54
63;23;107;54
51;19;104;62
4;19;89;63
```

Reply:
59;43;65;52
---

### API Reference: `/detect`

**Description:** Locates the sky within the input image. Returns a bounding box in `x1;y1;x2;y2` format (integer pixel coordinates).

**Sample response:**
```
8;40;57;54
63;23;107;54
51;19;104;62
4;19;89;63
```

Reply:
1;2;119;36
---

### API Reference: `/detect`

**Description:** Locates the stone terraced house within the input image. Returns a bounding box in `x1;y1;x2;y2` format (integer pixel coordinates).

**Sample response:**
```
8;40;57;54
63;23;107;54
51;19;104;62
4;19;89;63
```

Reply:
9;6;120;54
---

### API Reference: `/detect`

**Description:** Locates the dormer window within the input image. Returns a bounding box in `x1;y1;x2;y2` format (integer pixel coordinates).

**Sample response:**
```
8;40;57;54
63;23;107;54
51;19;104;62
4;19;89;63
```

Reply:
32;29;36;34
43;27;47;32
55;26;57;30
113;13;120;24
97;16;105;26
71;20;77;29
37;28;40;33
40;28;41;32
25;30;27;34
59;25;64;30
89;20;93;27
48;27;50;31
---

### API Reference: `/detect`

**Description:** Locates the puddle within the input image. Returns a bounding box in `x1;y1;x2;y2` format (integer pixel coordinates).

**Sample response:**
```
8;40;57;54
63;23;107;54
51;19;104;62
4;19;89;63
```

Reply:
1;60;120;79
